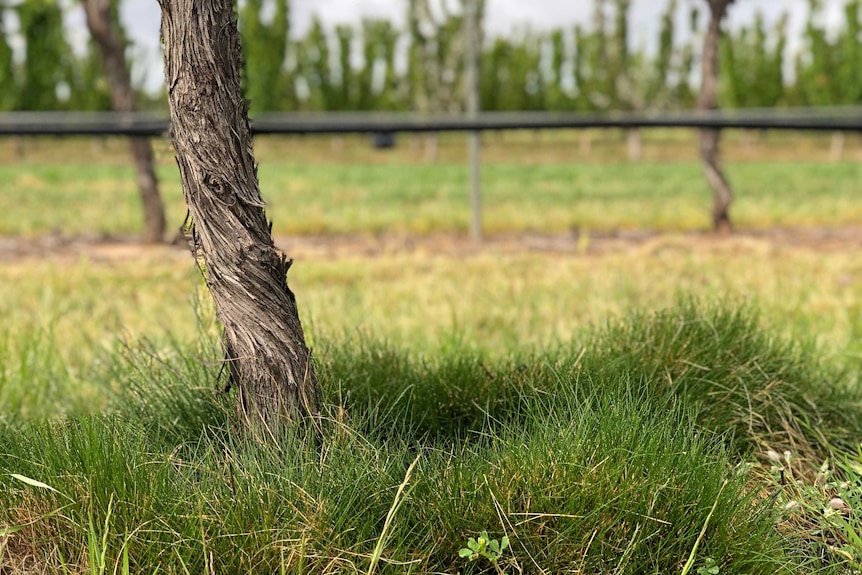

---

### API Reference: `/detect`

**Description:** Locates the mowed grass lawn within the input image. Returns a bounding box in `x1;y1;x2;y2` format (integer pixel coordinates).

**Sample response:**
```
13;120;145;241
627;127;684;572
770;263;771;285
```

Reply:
2;135;862;573
1;134;862;236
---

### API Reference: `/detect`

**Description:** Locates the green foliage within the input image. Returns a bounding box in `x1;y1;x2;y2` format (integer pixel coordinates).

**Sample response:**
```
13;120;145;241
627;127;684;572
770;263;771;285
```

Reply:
239;0;291;113
67;0;128;111
572;6;615;110
293;16;403;111
15;0;71;110
334;25;354;109
837;0;862;104
565;0;694;112
358;19;400;110
655;0;697;108
793;0;862;106
720;12;787;108
542;29;572;111
295;17;335;111
407;0;478;114
616;0;698;111
481;34;545;111
66;45;114;111
8;0;862;113
0;4;15;111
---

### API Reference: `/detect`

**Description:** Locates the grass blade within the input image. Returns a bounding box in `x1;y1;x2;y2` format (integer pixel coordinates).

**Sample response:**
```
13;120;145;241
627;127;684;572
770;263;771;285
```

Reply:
367;454;420;575
680;480;728;575
10;473;59;492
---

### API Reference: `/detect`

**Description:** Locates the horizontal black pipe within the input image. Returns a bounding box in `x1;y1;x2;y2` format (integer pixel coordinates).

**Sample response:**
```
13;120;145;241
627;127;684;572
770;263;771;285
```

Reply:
0;109;860;136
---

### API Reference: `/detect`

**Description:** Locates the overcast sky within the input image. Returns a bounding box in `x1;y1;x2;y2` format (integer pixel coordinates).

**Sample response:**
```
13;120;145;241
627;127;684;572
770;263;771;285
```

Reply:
55;0;850;92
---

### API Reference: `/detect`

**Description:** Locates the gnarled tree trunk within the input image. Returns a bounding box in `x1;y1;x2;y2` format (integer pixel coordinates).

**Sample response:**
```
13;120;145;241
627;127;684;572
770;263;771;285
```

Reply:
82;0;166;243
158;0;319;430
699;0;735;234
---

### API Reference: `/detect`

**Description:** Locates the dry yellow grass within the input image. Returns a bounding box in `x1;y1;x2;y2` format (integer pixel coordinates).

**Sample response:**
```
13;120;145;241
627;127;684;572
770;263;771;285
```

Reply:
1;233;859;365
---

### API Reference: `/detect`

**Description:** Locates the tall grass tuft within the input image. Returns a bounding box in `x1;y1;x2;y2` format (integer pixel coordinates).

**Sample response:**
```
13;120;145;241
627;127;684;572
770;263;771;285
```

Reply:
578;300;862;459
321;301;862;461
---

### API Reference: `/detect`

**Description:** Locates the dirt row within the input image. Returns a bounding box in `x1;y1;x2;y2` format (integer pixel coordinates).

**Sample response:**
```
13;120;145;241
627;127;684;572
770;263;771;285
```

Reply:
1;226;860;264
0;228;859;263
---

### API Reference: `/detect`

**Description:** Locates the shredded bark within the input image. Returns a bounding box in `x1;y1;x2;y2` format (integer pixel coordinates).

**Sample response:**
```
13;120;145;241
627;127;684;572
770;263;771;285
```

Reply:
158;0;319;430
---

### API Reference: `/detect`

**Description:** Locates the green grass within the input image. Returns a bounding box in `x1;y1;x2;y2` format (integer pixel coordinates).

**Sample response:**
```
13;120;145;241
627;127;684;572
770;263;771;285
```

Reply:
2;135;862;572
4;302;861;574
1;159;861;236
3;240;861;370
2;234;860;428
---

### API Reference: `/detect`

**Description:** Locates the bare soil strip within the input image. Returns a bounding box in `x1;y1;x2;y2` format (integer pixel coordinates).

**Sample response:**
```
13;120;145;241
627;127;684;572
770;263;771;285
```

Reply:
1;227;860;264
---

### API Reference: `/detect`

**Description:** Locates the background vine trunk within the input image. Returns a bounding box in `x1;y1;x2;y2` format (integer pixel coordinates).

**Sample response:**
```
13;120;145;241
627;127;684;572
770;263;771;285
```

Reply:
82;0;166;243
158;0;319;430
699;0;735;234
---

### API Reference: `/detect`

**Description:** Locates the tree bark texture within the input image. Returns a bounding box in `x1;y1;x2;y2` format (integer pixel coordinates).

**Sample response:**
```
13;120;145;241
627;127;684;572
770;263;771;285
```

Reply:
82;0;166;243
158;0;319;429
699;0;735;234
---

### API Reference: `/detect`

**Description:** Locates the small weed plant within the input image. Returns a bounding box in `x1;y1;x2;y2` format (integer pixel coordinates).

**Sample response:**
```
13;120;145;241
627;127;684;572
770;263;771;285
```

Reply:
459;531;510;573
769;446;862;571
697;557;720;575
